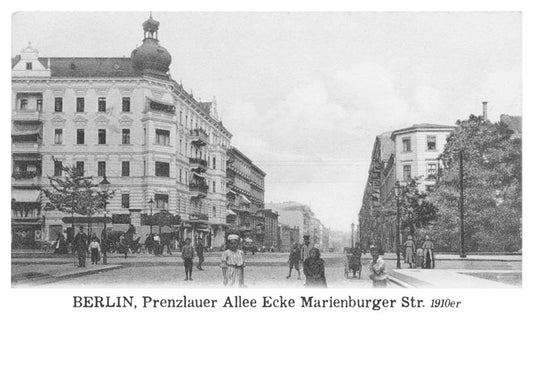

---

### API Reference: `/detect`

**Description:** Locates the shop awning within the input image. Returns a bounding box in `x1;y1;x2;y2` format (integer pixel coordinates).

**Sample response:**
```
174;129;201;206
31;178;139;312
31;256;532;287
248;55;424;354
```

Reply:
12;189;41;203
192;171;206;178
239;194;251;204
227;209;237;216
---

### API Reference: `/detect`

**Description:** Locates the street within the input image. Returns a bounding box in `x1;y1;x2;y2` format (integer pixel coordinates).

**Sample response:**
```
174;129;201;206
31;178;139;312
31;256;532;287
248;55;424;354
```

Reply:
12;252;521;288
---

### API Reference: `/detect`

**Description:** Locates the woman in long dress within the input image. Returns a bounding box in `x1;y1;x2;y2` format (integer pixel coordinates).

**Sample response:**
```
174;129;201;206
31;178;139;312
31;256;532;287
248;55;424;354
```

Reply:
221;234;245;287
303;248;327;288
422;235;435;269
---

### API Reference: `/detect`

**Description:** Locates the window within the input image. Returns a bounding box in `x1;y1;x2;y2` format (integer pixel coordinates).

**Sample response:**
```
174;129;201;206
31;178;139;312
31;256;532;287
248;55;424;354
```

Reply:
76;97;85;112
76;161;84;176
179;168;182;183
179;111;183;125
155;129;170;146
122;129;130;145
19;98;28;110
54;129;63;144
122;161;130;177
212;157;216;169
76;129;85;144
143;160;146;176
36;99;43;112
154;194;169;210
54;161;63;177
54;97;63;112
26;62;32;70
155;162;170;177
213;206;217;217
403;165;411;181
402;137;411;152
213;181;216;193
427;163;437;179
121;194;130;209
98;97;106;112
98;129;106;144
427;135;437;151
122;97;131;112
97;161;106;177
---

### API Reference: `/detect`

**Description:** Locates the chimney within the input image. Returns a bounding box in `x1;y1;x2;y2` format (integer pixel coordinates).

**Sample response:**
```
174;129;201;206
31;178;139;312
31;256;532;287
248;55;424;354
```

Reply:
482;101;488;122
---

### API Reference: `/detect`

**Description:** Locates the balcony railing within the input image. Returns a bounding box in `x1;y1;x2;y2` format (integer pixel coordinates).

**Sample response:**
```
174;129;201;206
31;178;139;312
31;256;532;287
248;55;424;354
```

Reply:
12;110;42;122
189;128;208;146
189;183;209;197
12;171;41;180
189;157;208;172
190;213;209;221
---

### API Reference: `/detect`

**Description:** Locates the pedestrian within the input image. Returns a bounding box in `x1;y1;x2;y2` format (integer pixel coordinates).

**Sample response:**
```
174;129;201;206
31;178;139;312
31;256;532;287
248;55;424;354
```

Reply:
416;248;425;268
145;234;154;254
348;243;363;278
73;226;88;268
182;238;194;281
422;235;435;269
53;232;68;254
369;246;387;288
303;248;327;288
118;234;129;259
221;234;245;287
196;239;205;270
403;235;416;268
153;233;161;256
89;235;101;265
300;235;312;262
286;242;302;279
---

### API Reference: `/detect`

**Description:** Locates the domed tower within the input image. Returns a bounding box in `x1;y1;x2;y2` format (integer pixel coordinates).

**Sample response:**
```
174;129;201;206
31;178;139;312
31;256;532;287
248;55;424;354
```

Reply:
131;13;172;78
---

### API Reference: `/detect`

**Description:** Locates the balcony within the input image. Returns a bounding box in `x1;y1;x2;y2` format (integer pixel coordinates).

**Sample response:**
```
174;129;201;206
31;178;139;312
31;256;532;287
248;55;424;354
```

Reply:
189;128;208;147
12;171;42;187
12;110;42;122
190;213;209;221
189;157;208;172
189;182;209;198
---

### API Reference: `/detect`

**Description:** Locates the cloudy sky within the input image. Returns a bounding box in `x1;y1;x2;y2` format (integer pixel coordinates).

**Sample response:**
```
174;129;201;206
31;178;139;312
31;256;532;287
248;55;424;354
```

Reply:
12;12;522;231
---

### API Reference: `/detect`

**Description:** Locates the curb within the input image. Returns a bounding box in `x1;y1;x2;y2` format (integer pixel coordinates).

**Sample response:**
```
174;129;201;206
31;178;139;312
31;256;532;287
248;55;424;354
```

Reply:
12;264;123;286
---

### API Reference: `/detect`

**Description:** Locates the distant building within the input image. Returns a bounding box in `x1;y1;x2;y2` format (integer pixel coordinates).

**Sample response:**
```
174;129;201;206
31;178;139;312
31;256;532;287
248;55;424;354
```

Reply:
278;223;300;252
257;208;279;250
267;201;314;243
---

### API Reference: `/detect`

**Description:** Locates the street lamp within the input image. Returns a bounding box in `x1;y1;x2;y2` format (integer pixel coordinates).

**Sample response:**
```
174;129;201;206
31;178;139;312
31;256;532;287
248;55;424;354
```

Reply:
148;197;154;234
393;181;402;269
99;175;111;265
351;222;355;249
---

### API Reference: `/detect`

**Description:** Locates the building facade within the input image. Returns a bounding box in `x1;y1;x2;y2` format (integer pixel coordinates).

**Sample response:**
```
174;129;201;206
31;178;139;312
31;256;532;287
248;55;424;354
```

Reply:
226;147;268;247
11;15;232;248
358;124;456;251
267;201;316;244
278;223;300;252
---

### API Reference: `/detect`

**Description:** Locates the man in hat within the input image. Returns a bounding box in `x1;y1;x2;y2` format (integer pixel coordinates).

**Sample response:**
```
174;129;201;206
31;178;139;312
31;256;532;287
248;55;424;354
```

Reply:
221;234;245;287
73;226;88;267
286;242;302;280
403;235;416;268
300;235;312;263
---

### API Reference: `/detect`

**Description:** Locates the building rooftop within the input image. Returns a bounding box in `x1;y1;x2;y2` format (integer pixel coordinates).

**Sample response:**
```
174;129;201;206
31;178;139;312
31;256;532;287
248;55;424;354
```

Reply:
391;123;456;139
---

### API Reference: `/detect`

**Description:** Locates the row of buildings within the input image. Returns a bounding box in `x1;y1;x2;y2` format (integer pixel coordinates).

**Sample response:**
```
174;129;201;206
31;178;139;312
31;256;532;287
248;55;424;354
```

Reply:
11;15;280;250
357;102;522;252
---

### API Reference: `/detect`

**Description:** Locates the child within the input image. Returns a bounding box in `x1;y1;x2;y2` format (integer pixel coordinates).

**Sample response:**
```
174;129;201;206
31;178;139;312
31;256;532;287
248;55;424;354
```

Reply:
416;248;425;268
89;236;101;265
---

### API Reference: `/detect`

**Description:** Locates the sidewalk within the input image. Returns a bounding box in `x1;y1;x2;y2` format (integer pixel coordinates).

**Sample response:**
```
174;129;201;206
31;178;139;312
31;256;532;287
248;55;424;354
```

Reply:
12;263;122;287
388;269;520;288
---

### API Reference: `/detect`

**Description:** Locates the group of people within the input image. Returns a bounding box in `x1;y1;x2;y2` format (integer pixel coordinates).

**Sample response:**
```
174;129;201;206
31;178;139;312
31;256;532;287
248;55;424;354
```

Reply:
69;226;103;267
286;235;327;287
403;235;435;269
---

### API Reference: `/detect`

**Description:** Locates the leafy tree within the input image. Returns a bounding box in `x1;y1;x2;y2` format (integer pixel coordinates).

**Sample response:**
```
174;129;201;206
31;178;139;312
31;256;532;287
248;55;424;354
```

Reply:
425;115;521;252
42;162;113;236
399;179;439;236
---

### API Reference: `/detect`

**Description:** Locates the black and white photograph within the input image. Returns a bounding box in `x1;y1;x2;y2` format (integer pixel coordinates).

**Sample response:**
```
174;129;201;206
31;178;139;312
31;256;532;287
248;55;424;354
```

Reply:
10;11;522;289
3;4;533;378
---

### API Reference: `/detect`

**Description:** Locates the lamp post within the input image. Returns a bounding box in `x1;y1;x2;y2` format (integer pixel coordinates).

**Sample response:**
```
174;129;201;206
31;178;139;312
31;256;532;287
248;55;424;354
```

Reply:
394;181;402;269
351;222;355;249
148;197;154;234
99;175;111;265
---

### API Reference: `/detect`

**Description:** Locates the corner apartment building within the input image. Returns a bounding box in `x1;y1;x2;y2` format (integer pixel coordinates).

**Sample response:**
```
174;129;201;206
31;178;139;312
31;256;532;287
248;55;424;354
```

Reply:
11;15;231;248
358;124;456;251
